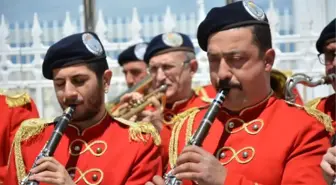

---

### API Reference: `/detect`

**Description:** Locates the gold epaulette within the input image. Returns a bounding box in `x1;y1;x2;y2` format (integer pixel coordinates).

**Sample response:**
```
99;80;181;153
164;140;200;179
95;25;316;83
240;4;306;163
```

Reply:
0;89;31;108
286;101;334;135
168;106;208;168
305;97;322;109
111;116;161;146
10;118;53;184
193;86;213;103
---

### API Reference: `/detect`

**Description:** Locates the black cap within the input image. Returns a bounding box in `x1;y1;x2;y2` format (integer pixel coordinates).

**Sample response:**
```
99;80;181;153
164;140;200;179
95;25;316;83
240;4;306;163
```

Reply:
144;32;195;63
316;18;336;53
117;43;148;66
42;32;106;79
197;0;269;51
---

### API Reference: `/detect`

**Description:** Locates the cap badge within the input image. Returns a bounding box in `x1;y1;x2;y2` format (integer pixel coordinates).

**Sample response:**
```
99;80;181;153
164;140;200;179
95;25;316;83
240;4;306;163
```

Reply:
82;33;103;56
243;0;266;21
162;32;183;47
134;43;148;60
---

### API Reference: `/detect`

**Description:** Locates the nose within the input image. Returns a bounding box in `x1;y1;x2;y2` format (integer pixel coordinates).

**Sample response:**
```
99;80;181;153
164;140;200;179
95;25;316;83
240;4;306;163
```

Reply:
155;67;167;84
63;82;78;103
217;59;233;81
126;73;134;87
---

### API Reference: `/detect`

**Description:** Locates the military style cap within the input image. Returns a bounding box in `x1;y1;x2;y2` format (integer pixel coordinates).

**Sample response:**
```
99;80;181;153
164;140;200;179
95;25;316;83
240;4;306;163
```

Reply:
42;32;106;79
117;43;148;66
197;0;269;51
316;18;336;53
144;32;195;63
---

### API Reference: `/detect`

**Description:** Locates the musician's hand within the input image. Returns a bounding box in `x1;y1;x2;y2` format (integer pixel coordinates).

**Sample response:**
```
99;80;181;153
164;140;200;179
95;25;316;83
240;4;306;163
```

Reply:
140;96;164;131
145;175;165;185
29;157;75;185
115;92;143;116
173;145;227;185
320;146;336;184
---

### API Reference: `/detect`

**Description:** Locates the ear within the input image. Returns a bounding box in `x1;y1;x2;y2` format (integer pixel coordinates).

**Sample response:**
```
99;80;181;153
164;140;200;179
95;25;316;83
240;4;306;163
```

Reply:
189;59;198;76
263;48;275;72
103;69;112;91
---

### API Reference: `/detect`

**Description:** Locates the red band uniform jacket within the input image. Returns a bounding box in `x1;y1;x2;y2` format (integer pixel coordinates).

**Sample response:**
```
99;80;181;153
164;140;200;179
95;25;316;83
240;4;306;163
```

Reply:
168;93;332;185
5;111;163;185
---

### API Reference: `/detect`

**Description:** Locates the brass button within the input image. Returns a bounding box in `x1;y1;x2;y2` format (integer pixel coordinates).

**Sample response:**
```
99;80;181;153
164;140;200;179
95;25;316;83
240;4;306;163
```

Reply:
92;174;98;181
96;147;102;154
74;145;81;152
228;122;235;129
242;151;248;158
220;152;225;159
252;124;259;131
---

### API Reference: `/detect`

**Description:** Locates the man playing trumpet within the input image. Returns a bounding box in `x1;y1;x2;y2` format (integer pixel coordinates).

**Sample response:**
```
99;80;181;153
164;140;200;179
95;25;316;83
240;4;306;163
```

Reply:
116;32;213;169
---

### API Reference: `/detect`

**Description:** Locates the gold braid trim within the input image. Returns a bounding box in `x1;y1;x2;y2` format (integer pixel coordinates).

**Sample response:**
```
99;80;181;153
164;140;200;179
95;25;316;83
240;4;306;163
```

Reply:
0;89;31;108
113;117;161;146
11;118;51;184
168;107;201;168
193;86;213;103
164;107;202;126
305;97;322;109
286;101;334;134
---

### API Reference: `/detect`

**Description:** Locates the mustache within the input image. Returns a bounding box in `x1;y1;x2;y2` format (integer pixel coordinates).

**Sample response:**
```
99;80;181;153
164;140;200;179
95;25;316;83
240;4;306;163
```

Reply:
216;79;242;91
63;98;82;107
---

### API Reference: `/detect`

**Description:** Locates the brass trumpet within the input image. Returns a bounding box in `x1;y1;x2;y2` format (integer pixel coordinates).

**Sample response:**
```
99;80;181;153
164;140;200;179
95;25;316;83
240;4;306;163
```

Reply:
111;84;168;119
285;73;335;103
107;75;153;108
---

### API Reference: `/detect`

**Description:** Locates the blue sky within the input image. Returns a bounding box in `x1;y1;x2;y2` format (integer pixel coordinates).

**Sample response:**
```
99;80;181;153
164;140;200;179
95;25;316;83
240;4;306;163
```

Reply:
1;0;292;23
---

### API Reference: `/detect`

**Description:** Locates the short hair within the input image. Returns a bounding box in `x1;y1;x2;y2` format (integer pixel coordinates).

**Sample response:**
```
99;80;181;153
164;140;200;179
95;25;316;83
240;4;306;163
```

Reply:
184;51;196;61
249;25;272;58
86;59;109;84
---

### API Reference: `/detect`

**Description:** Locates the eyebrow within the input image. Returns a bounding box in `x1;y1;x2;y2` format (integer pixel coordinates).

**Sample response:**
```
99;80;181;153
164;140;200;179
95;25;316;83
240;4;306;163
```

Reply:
54;74;89;81
207;50;242;57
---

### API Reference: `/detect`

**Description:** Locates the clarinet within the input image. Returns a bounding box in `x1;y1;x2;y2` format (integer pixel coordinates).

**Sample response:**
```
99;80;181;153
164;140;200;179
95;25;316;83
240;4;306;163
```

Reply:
20;106;76;185
164;87;230;185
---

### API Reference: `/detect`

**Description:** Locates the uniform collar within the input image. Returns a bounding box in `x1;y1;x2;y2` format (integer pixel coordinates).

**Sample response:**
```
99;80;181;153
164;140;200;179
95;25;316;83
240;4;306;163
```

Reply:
219;91;276;120
164;91;201;122
67;111;110;137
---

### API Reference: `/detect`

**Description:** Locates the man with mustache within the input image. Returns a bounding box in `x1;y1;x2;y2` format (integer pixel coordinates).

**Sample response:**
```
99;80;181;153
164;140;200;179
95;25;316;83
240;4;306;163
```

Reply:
310;18;336;184
118;42;149;88
146;1;331;185
195;70;304;105
4;32;163;185
0;91;39;184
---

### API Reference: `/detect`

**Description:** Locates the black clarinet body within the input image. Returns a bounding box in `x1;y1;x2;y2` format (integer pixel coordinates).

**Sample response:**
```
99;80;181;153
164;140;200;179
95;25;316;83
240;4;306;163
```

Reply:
20;106;76;185
165;87;230;185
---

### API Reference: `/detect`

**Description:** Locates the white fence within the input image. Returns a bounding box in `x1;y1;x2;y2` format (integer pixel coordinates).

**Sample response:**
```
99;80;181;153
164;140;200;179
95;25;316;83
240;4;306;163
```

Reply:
0;0;333;118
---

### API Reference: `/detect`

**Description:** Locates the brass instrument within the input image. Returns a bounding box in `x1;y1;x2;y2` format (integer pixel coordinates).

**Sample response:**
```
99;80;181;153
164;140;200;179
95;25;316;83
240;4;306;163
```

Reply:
111;84;168;119
164;86;230;185
109;75;152;105
21;106;76;185
285;73;336;103
270;69;290;99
